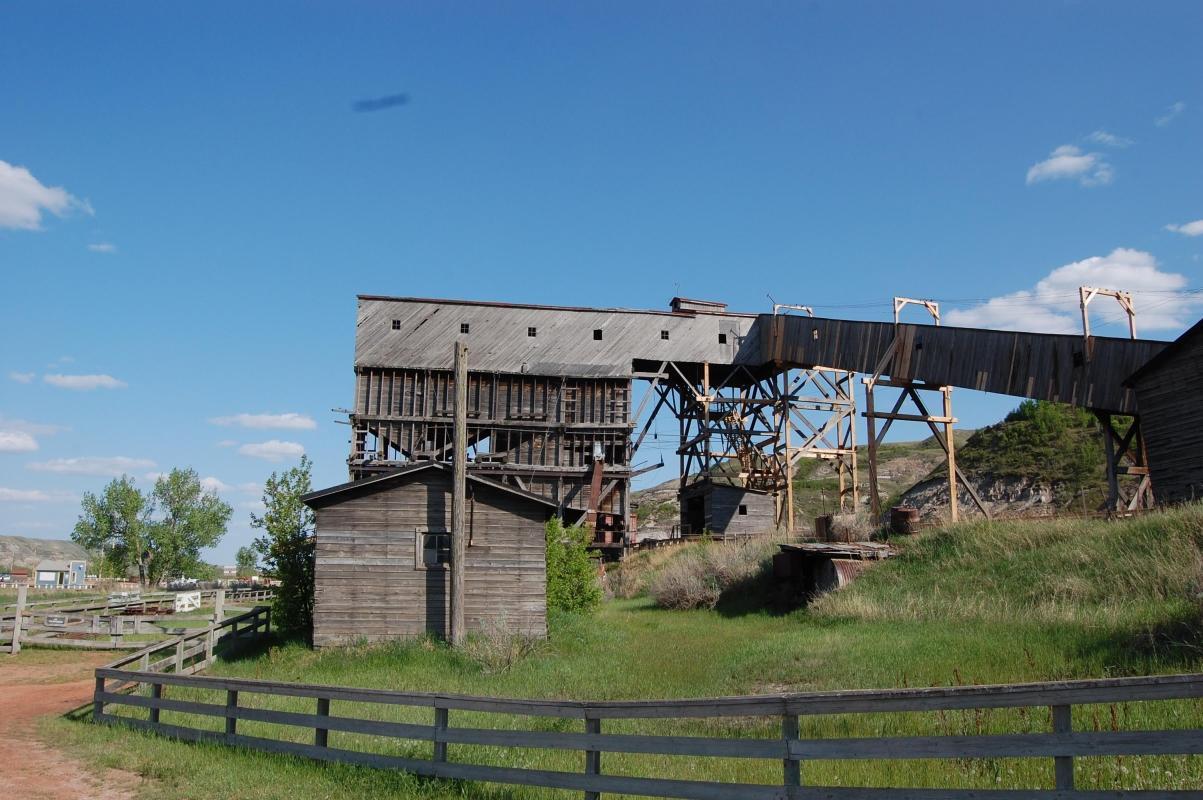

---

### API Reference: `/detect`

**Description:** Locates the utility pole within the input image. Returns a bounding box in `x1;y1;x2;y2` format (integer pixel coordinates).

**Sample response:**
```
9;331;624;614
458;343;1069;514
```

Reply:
449;341;468;647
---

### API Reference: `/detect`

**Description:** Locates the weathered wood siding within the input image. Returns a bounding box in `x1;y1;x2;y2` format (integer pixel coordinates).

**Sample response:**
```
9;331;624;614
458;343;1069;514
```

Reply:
313;471;548;648
1132;335;1203;504
707;485;777;536
681;483;778;536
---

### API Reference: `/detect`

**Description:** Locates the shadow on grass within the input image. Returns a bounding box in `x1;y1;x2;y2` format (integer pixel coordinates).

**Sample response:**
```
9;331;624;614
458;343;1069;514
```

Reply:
1075;605;1203;673
714;567;796;618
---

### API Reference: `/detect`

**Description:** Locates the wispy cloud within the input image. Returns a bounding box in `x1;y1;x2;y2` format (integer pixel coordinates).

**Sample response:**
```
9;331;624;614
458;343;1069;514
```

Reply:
0;159;91;230
0;487;75;503
1086;130;1133;148
0;431;38;452
8;371;35;384
945;248;1199;334
29;455;156;477
43;373;127;390
238;440;305;462
1165;219;1203;237
1155;101;1186;127
211;412;316;430
0;414;65;453
88;242;117;253
1026;145;1113;187
200;476;232;493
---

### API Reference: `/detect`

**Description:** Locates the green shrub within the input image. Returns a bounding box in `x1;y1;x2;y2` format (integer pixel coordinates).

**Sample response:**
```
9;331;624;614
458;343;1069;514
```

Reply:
648;540;776;610
545;517;601;614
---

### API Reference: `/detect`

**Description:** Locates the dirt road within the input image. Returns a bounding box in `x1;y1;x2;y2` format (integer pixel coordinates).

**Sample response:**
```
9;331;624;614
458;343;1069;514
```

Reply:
0;651;141;800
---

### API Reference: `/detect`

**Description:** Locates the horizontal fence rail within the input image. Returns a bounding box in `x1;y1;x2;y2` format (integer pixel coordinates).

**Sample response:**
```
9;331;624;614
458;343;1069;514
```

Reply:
94;653;1203;799
3;587;273;653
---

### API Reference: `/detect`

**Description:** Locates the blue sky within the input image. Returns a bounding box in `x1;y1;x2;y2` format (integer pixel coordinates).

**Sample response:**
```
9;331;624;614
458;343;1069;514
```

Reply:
2;2;1200;565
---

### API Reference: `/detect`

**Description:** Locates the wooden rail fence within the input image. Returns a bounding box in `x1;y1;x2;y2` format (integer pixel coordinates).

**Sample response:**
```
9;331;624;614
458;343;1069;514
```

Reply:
3;587;274;653
95;643;1203;799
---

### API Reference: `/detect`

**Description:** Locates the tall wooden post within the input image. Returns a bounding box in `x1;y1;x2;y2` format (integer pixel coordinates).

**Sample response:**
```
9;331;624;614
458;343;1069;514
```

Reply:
943;387;958;524
865;381;881;520
450;341;468;647
782;371;794;535
10;584;27;654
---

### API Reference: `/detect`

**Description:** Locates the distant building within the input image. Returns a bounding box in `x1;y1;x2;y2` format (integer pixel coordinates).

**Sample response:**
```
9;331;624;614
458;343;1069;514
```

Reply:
222;565;238;579
34;559;87;589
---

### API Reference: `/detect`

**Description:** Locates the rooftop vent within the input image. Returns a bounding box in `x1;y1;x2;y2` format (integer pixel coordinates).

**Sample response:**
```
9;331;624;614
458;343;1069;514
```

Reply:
670;297;728;314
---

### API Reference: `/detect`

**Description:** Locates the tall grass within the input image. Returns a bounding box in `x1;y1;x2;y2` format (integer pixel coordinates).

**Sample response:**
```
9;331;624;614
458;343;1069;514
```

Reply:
46;507;1203;797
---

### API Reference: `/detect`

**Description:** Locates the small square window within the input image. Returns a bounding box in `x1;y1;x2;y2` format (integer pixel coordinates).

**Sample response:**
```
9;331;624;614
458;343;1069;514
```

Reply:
718;333;727;344
392;319;401;330
660;330;669;340
738;504;748;516
460;323;470;334
416;531;450;569
593;329;603;341
528;326;537;337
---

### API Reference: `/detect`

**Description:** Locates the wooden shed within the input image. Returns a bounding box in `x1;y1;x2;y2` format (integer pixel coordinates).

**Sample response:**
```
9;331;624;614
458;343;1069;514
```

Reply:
1125;318;1203;505
679;480;777;538
303;462;565;648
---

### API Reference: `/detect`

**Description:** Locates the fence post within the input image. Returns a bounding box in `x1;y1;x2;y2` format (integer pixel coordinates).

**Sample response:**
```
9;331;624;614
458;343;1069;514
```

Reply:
175;638;185;673
225;690;239;740
93;674;105;721
213;588;225;625
783;712;801;796
150;682;163;724
433;706;448;762
315;697;330;747
1052;705;1073;790
584;716;601;800
10;585;26;654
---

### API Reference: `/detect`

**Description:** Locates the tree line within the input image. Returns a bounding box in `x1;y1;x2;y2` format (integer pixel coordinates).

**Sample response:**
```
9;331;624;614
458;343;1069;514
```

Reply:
69;458;317;639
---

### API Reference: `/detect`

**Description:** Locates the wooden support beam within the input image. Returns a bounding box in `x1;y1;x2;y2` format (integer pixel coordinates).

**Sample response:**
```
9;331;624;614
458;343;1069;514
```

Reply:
450;341;468;647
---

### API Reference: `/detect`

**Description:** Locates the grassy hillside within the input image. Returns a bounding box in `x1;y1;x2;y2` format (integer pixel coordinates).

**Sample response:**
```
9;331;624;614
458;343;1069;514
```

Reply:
906;400;1109;512
48;507;1203;796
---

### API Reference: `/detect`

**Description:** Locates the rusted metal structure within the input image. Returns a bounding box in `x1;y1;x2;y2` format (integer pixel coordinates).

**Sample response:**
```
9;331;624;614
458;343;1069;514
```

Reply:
346;294;1171;549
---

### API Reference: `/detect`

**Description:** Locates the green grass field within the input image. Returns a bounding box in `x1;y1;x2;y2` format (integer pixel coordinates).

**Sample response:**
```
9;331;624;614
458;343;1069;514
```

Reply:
46;507;1203;797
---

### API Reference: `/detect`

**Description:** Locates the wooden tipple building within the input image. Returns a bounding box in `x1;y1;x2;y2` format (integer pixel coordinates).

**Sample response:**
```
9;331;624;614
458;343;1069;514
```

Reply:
305;292;1187;644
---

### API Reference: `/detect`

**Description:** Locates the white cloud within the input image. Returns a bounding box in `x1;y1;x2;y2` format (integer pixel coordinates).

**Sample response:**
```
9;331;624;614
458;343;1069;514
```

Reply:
0;159;90;230
200;476;232;493
1086;130;1133;148
9;371;34;384
1165;219;1203;237
29;455;156;477
238;499;267;513
88;242;117;253
0;431;39;452
1026;145;1113;187
238;440;305;462
236;482;262;495
1155;101;1186;127
216;439;239;448
0;487;75;502
0;414;66;437
945;248;1199;334
44;373;127;390
210;412;317;430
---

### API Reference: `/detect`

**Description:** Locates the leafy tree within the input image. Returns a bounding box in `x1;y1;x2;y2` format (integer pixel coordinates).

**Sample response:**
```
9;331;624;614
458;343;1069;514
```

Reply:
235;546;259;577
72;475;153;585
545;517;601;614
147;468;233;584
252;455;316;638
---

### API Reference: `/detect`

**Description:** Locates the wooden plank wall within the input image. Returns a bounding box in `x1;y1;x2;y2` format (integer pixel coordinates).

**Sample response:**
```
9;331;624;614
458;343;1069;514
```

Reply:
765;315;1166;414
313;471;548;648
1132;337;1203;503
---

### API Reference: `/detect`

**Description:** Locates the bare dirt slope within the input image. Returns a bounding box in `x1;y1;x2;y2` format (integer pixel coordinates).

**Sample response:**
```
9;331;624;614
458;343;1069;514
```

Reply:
0;651;140;800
